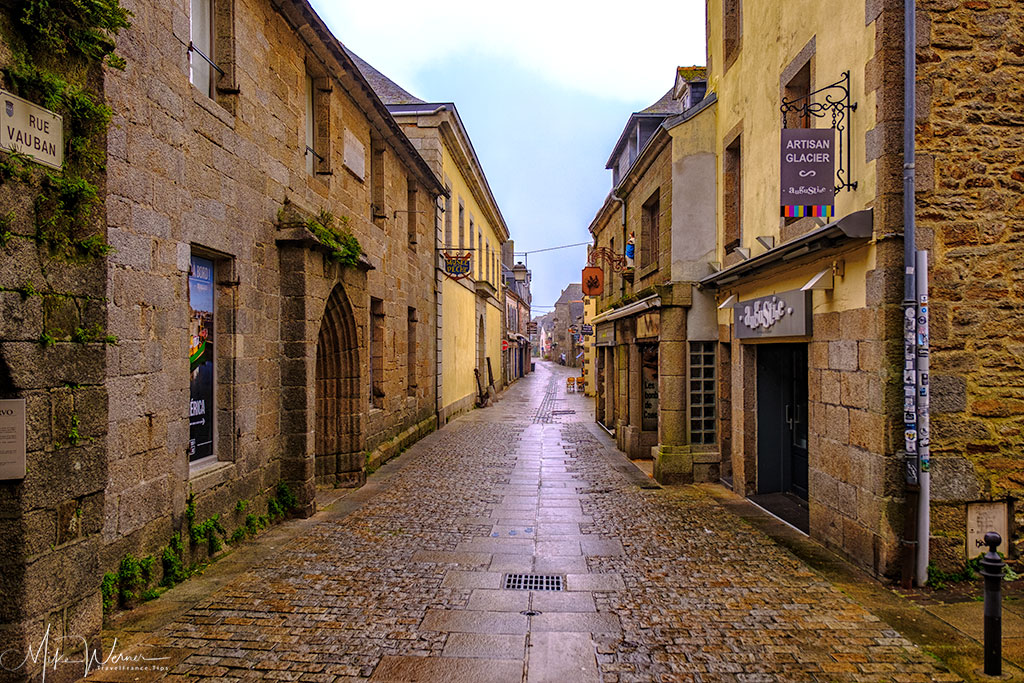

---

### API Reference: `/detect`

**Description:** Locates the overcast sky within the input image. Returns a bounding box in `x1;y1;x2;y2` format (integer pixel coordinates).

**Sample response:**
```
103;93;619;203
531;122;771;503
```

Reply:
311;0;707;311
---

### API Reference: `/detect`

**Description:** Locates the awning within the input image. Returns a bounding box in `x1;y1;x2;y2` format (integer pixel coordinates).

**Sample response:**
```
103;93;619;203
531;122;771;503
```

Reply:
590;294;661;324
699;209;873;289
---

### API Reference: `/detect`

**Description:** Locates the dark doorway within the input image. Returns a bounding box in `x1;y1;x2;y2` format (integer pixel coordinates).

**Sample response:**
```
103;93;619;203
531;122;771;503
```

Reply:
315;285;361;487
752;343;809;532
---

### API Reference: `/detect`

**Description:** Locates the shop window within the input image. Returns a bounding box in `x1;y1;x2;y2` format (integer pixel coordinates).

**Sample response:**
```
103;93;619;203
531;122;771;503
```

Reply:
689;341;717;445
723;0;742;70
188;251;235;467
407;307;418;395
369;297;384;407
723;134;742;253
640;191;660;270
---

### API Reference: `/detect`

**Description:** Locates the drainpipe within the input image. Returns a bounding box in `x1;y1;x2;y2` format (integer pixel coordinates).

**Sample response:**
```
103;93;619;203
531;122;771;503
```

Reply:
901;0;923;586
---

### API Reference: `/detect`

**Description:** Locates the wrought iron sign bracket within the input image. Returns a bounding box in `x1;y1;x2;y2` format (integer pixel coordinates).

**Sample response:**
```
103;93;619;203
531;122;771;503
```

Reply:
780;70;858;194
587;247;627;273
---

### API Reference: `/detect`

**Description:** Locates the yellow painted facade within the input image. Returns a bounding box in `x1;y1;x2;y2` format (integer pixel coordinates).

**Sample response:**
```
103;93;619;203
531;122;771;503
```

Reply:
435;118;509;417
708;0;879;321
583;296;597;397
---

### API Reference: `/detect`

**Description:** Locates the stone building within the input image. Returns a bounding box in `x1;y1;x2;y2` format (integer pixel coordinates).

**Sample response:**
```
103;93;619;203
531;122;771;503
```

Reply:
0;0;447;671
501;257;532;383
552;283;584;367
348;52;511;418
702;0;1023;578
588;68;719;484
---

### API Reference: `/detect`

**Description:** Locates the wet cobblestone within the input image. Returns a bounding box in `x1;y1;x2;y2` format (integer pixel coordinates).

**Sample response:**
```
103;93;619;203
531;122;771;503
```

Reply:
89;362;959;682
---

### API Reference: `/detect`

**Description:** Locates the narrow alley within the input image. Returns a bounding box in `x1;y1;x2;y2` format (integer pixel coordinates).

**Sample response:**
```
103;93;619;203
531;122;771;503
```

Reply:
90;362;959;683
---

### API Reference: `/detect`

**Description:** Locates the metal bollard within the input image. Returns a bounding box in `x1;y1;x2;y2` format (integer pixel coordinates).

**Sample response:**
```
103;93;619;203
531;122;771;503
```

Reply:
980;531;1005;677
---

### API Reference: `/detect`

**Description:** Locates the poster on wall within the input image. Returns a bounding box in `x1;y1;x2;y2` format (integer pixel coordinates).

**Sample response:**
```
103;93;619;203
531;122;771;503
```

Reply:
188;255;215;462
641;344;659;432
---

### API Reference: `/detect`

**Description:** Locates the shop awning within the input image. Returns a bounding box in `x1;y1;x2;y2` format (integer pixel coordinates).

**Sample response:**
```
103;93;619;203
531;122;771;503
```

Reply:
699;209;873;289
590;294;661;324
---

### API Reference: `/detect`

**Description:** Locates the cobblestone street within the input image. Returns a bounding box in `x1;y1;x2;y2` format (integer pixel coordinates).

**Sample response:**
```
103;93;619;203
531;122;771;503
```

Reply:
91;361;960;683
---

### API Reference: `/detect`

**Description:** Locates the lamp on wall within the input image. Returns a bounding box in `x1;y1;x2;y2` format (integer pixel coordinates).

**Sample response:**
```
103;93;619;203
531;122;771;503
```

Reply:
512;262;529;283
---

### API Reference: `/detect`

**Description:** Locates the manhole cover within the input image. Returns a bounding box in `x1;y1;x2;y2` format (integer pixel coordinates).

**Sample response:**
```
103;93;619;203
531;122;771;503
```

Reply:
503;573;564;591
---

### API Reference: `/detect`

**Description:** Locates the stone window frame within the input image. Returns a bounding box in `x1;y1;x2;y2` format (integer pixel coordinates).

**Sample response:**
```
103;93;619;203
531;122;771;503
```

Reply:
639;189;661;273
370;134;386;224
187;246;237;476
722;0;742;72
369;297;385;409
407;180;418;249
722;122;743;254
304;59;333;178
188;0;239;113
407;307;418;396
443;183;453;247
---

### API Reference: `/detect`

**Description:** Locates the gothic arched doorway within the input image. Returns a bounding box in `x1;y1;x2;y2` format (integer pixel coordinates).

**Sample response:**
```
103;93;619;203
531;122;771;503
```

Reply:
315;285;360;486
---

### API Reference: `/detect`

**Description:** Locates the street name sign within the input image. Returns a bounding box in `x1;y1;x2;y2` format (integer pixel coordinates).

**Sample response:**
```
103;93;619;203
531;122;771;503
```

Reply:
1;89;63;169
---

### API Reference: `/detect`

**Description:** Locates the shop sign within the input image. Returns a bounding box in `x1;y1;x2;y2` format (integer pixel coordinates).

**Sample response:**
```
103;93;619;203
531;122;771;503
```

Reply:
636;311;660;339
0;399;26;480
734;290;811;339
1;89;63;169
527;321;538;334
595;322;615;347
582;266;604;296
581;324;593;336
780;128;834;219
442;252;472;280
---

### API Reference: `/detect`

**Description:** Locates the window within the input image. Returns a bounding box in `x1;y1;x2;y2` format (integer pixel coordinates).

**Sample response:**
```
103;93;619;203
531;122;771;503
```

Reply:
189;0;214;97
407;182;418;246
724;133;742;252
640;191;660;269
689;342;716;445
370;135;385;222
407;308;418;396
784;61;812;129
469;217;475;273
477;231;482;282
188;254;216;462
304;70;330;176
486;240;491;283
458;200;465;250
305;74;315;175
723;0;742;69
369;298;384;407
444;185;452;246
189;0;236;108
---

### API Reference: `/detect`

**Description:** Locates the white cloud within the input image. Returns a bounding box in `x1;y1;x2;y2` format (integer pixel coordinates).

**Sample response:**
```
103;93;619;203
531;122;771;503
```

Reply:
310;0;706;102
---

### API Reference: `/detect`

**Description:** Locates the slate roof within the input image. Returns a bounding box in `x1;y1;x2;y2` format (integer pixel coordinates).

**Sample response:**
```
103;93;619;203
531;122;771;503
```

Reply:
555;283;583;305
344;48;424;105
639;88;683;115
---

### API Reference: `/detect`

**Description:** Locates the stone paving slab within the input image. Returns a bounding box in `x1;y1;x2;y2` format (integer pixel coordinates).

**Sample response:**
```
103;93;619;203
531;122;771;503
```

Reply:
86;362;963;682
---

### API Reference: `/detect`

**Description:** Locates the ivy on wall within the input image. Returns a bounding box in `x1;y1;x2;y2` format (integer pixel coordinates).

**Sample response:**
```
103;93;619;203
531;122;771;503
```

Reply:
0;0;131;346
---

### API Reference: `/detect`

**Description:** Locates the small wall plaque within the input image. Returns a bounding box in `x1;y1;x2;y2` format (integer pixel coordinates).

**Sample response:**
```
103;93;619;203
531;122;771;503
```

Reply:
0;399;26;480
966;500;1008;558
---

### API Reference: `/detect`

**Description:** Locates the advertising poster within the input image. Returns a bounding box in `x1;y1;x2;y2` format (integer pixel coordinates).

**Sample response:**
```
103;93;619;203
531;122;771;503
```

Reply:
641;344;659;432
188;256;215;461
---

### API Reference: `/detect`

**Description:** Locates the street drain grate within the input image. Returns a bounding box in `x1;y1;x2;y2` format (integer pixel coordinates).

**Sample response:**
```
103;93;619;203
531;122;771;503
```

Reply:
503;573;564;591
551;410;576;415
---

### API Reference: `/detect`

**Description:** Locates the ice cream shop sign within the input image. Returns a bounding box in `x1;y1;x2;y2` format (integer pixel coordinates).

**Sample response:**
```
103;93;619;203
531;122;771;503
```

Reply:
734;290;812;340
1;89;63;169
